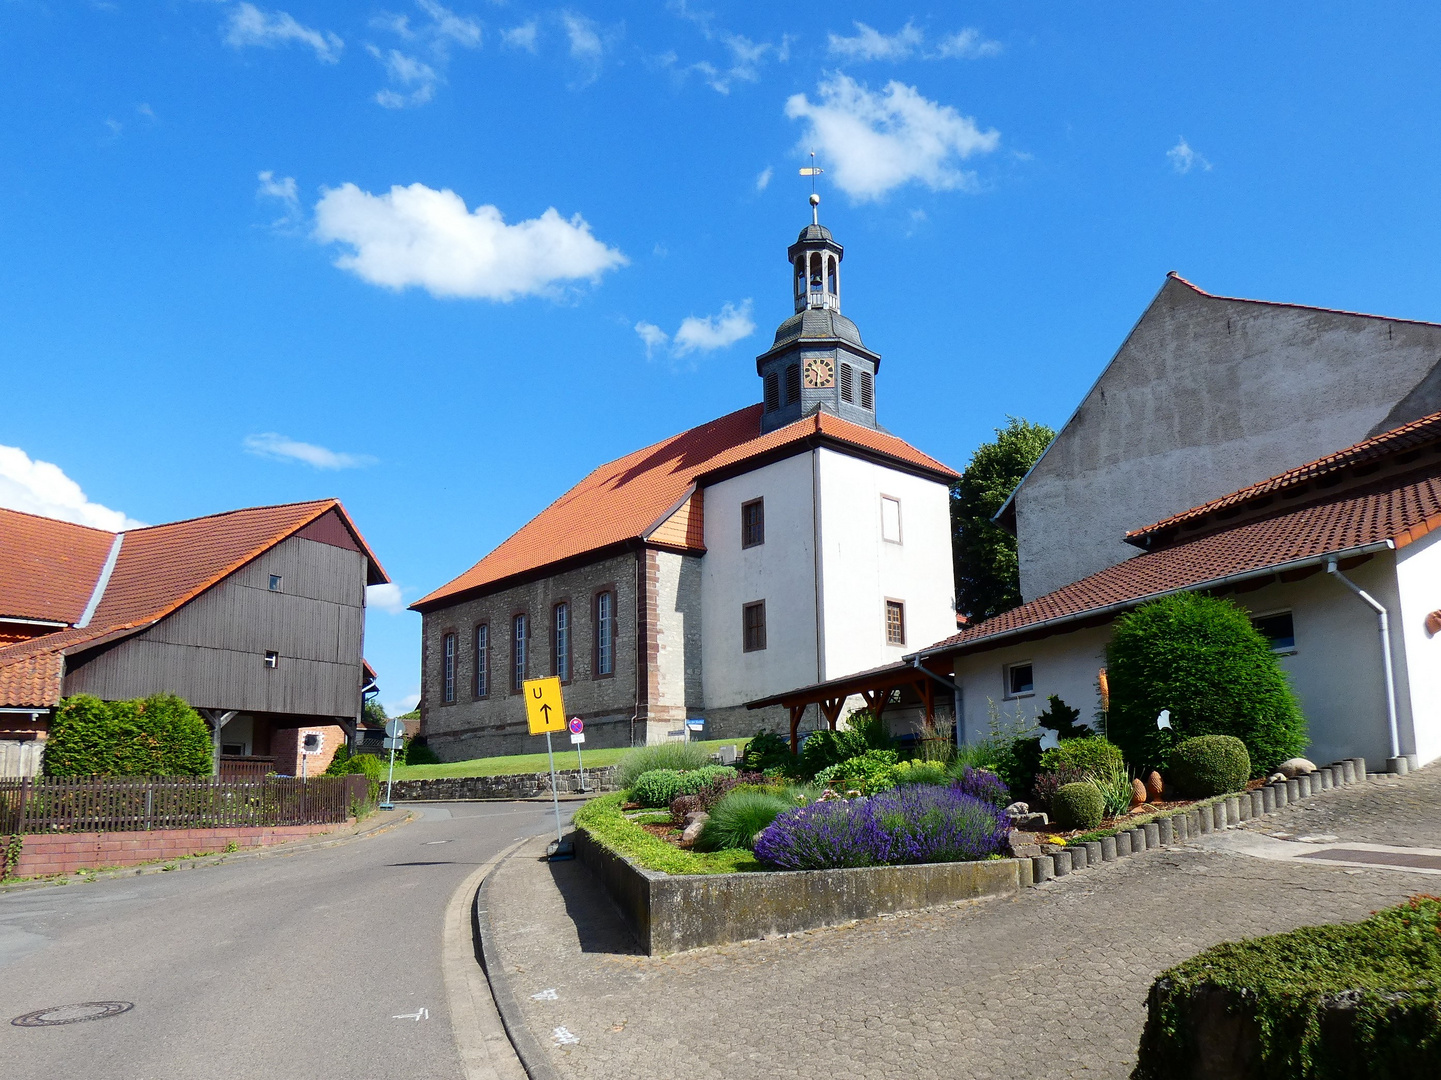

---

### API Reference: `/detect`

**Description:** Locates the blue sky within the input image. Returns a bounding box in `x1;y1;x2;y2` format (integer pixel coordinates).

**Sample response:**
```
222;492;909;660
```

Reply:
4;2;1441;714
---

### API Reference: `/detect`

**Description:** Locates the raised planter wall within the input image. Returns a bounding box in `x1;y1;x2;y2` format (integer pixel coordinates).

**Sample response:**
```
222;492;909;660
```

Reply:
386;766;618;802
575;827;1029;955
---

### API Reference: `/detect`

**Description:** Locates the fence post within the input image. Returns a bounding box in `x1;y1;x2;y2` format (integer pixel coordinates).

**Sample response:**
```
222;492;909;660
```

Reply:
18;775;31;834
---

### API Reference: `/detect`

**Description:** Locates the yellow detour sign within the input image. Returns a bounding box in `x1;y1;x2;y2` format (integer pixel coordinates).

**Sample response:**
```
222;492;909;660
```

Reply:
524;677;567;735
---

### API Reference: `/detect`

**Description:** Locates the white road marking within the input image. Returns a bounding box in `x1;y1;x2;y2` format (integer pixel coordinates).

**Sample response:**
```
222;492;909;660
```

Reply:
393;1008;430;1021
531;988;558;1001
553;1026;579;1045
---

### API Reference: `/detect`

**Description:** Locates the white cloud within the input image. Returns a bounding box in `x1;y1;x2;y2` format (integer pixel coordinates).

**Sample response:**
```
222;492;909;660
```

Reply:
415;0;481;50
637;301;755;359
366;583;407;614
828;21;923;61
257;169;298;209
755;165;773;191
785;75;1000;201
934;29;1002;59
243;433;377;469
224;3;343;64
368;46;439;107
501;20;538;51
664;4;786;94
312;182;628;301
561;11;602;60
1168;137;1212;174
386;686;421;715
0;445;145;531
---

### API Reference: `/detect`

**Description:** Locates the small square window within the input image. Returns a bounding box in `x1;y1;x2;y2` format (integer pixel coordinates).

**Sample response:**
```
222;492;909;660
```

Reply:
268;574;283;592
881;496;901;544
742;498;765;548
885;599;906;645
264;650;279;669
1005;662;1033;698
1252;611;1296;653
743;600;767;652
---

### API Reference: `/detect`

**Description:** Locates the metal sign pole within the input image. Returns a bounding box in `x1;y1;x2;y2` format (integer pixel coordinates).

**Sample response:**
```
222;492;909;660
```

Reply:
545;729;564;846
576;740;587;793
381;745;397;810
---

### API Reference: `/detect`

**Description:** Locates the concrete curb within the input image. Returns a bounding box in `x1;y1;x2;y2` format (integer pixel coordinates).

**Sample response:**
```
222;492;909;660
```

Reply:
0;808;416;894
475;842;563;1080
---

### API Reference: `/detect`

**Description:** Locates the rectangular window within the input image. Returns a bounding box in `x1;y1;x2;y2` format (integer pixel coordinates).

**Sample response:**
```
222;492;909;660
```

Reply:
1252;611;1296;653
442;634;456;702
741;498;765;548
595;591;614;676
268;574;283;592
885;600;906;645
264;650;279;670
553;602;570;682
474;623;489;698
1005;662;1034;698
881;496;902;544
859;369;874;410
743;600;767;652
511;614;527;691
840;363;854;403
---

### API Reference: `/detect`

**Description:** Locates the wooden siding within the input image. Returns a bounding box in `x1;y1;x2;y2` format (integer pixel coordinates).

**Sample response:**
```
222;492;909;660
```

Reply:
648;490;706;550
63;536;366;718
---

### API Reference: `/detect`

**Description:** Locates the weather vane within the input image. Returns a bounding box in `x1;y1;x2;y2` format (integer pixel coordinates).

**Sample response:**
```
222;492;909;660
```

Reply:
799;150;824;223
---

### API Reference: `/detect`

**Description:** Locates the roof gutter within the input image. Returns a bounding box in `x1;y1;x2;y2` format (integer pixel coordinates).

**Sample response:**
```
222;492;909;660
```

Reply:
909;539;1397;664
76;533;123;629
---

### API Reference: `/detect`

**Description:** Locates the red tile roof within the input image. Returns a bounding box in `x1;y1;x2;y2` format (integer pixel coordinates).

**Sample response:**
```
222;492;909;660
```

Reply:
0;509;115;623
0;499;389;708
413;406;958;609
1127;409;1441;545
921;469;1441;658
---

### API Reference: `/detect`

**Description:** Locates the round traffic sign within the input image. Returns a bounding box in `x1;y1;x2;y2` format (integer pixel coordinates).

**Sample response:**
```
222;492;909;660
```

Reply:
385;718;406;739
568;717;584;735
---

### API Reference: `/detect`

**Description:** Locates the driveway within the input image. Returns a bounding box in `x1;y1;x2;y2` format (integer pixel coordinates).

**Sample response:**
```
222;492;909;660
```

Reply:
0;801;559;1080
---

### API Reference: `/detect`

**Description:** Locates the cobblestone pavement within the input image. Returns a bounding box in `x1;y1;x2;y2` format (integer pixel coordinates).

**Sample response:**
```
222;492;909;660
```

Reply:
487;765;1441;1080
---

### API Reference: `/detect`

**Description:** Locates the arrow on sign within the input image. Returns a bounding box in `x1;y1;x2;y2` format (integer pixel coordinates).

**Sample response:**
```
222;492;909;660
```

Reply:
539;703;553;723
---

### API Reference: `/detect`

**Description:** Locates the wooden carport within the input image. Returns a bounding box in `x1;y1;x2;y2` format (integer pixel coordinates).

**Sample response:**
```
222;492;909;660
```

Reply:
745;659;958;753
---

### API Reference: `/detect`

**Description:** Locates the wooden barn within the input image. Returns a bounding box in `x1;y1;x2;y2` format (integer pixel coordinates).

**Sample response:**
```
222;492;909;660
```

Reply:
0;499;388;777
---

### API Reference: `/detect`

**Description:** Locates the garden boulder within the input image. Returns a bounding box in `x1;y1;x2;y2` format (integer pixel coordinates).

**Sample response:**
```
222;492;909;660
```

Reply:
1277;757;1317;778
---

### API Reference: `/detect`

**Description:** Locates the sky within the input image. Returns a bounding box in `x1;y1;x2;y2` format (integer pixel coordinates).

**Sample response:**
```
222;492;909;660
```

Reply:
4;2;1441;715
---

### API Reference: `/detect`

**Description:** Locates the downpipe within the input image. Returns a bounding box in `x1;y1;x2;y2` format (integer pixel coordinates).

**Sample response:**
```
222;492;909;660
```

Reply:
1325;556;1404;771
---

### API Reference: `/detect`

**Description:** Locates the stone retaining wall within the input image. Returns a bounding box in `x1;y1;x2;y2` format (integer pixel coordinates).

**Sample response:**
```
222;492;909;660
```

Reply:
385;766;618;802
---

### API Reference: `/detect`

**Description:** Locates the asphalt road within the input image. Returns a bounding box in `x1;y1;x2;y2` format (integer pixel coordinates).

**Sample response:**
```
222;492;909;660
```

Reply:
0;801;562;1080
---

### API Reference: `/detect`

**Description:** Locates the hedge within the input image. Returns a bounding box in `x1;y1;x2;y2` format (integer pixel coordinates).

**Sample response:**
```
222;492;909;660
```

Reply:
1170;735;1250;798
44;694;213;777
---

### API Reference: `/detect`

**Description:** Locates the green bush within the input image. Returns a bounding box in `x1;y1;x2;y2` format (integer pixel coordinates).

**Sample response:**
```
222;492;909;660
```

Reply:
404;739;441;766
44;694;213;777
616;742;709;789
340;752;383;802
844;709;894;753
630;765;736;807
889;760;950;787
797;728;864;777
1170;735;1250;798
693;789;794;851
828;750;900;795
324;743;353;775
1039;736;1124;777
1087;762;1136;818
1052;782;1105;830
1106;593;1306;774
742;731;792;772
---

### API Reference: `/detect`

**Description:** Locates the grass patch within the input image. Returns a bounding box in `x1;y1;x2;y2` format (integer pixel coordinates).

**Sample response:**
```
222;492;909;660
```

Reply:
574;793;761;875
388;739;746;781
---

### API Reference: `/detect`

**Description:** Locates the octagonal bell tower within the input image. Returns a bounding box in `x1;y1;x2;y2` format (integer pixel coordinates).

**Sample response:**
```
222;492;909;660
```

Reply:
757;194;882;434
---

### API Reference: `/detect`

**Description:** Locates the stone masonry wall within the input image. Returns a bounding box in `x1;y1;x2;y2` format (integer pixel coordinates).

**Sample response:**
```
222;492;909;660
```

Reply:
383;765;619;802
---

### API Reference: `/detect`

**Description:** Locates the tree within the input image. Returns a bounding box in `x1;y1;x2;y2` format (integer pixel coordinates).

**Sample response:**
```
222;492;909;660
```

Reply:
362;699;388;726
44;693;213;777
951;417;1056;622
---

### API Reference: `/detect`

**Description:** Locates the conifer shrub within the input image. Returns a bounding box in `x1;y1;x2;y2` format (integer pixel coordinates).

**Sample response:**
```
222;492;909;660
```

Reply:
1052;782;1105;830
44;694;212;777
1169;735;1250;798
1106;593;1306;774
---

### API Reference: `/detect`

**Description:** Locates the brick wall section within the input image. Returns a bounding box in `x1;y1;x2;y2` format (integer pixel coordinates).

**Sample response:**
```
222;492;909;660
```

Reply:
270;724;346;776
384;765;619;801
5;820;350;879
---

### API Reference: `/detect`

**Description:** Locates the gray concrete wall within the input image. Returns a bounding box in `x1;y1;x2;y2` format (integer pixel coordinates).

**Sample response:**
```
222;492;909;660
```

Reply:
1015;277;1441;599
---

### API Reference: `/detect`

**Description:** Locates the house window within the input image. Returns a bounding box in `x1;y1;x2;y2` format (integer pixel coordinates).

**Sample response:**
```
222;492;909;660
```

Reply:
881;496;902;544
741;498;765;548
1005;662;1034;698
1252;611;1296;653
553;602;571;682
885;600;906;645
764;371;780;411
264;650;279;670
511;614;527;691
840;363;854;403
221;743;245;757
268;574;283;592
474;623;489;698
859;370;874;410
442;633;456;703
595;591;614;676
743;600;767;652
784;363;801;405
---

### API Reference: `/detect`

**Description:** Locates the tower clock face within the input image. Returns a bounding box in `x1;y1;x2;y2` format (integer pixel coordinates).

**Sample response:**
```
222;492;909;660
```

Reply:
803;356;836;389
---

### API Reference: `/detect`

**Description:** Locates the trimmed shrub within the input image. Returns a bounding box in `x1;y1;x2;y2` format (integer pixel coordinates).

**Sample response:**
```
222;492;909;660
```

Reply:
405;739;441;766
630;765;736;807
616;742;709;789
952;766;1010;808
741;731;792;773
44;694;212;777
1170;735;1250;798
1052;782;1105;831
693;789;794;851
1038;736;1124;777
1106;593;1307;774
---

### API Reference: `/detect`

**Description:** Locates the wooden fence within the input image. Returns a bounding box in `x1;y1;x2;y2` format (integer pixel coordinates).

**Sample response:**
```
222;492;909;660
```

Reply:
0;774;370;834
218;756;278;781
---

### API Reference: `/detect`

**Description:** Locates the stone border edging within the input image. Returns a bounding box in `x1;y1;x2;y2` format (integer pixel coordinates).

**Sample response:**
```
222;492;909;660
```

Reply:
475;841;563;1080
1033;757;1378;884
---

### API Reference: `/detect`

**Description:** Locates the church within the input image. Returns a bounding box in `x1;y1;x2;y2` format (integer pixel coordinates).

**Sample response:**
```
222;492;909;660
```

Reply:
411;197;960;759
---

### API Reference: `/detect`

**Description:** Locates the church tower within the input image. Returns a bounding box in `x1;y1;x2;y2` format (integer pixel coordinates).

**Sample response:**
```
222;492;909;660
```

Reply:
756;194;883;434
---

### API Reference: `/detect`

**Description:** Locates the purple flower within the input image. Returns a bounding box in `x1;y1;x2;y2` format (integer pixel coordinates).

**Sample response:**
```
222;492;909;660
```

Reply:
952;767;1009;808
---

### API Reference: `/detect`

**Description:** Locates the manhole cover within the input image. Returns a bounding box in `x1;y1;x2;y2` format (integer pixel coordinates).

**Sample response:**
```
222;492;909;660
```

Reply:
11;1002;134;1027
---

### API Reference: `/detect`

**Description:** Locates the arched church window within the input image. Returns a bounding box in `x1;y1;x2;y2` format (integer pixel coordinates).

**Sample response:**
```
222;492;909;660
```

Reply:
827;256;837;294
840;363;854;404
785;364;801;405
860;370;874;410
764;371;780;411
809;252;823;289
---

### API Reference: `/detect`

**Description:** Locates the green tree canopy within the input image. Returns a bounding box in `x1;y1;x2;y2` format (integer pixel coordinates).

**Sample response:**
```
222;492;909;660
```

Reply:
44;693;213;777
362;699;388;725
950;417;1055;622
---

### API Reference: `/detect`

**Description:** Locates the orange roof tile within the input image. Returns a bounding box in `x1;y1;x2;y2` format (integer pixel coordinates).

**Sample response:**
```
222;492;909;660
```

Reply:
413;406;958;610
0;499;389;707
0;508;115;624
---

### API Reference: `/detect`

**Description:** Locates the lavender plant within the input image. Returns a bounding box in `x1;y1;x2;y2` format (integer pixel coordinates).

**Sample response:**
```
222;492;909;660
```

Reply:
951;766;1010;808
